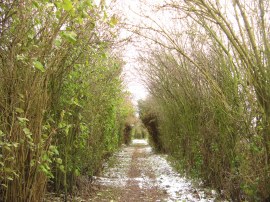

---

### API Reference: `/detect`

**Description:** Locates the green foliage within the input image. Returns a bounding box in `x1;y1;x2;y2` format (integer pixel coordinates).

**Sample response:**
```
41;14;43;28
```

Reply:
51;56;131;194
33;61;46;72
138;1;270;199
0;0;133;201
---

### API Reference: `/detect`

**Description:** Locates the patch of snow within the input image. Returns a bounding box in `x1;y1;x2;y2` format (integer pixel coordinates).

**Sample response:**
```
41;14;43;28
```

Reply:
93;176;128;187
93;146;132;187
132;139;148;145
93;140;219;202
148;154;216;202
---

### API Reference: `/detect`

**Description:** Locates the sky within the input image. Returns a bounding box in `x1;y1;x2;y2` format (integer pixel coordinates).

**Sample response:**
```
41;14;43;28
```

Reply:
94;0;164;104
115;0;167;104
116;0;150;104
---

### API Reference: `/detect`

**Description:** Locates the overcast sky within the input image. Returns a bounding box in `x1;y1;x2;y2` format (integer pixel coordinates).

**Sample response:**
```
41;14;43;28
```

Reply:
116;0;150;104
116;0;168;104
95;0;166;104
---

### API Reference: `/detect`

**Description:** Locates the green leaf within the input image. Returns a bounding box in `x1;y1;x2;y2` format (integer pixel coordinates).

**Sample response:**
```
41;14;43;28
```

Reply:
42;154;50;161
0;130;4;137
28;34;34;39
73;98;82;107
56;158;62;164
62;31;77;43
54;38;62;47
39;164;53;178
17;117;29;123
103;11;108;20
33;61;45;72
62;0;73;11
15;108;24;114
23;128;32;137
74;168;80;176
86;0;93;7
3;168;14;173
32;1;39;8
49;145;59;155
23;128;30;135
59;165;65;173
16;54;27;61
109;15;118;27
4;146;11;151
18;93;24;99
46;3;55;8
12;143;19;148
30;160;35;167
1;184;8;189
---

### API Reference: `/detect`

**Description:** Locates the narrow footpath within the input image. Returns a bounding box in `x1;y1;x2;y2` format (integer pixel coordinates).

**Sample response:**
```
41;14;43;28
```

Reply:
90;139;218;202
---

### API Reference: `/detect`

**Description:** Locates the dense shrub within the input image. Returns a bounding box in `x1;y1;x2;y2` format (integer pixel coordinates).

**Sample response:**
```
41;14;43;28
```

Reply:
138;1;270;200
0;1;134;201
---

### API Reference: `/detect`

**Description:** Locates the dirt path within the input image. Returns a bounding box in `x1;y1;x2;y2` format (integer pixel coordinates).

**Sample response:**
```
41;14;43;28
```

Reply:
89;139;218;202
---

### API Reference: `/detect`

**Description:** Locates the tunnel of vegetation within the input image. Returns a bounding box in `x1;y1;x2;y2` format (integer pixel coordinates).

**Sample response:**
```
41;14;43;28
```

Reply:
0;1;134;201
1;0;270;202
138;0;270;201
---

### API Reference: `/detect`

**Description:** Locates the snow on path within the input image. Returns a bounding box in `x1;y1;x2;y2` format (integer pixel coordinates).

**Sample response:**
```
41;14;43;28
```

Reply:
93;139;218;201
